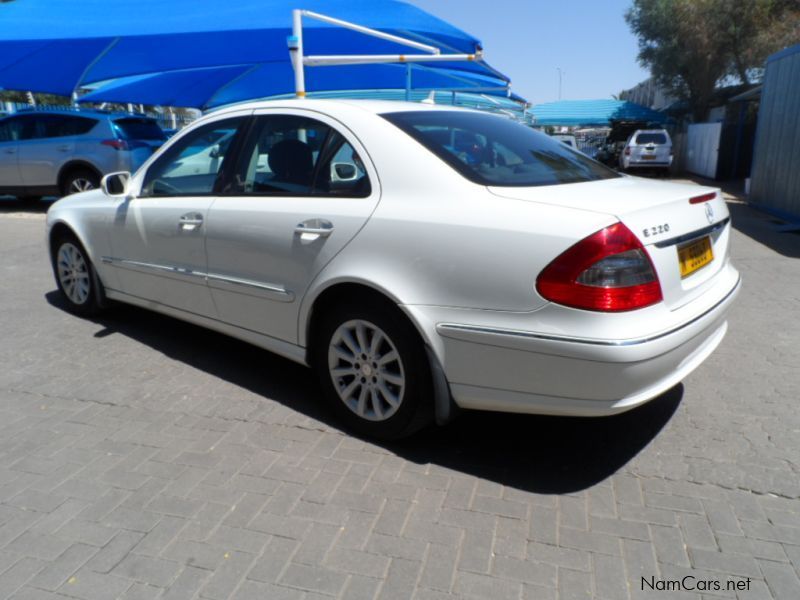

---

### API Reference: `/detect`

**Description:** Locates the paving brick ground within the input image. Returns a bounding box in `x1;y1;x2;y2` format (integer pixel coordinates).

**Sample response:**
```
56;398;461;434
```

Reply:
0;184;798;600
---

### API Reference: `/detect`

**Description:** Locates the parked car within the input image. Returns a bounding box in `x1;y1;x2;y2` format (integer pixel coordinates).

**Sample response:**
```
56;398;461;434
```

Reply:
46;100;740;439
619;129;673;173
0;109;166;202
551;133;579;150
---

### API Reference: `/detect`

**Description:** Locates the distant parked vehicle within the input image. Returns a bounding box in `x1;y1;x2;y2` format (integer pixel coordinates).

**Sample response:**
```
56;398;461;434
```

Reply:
551;133;579;150
0;109;166;202
620;129;673;173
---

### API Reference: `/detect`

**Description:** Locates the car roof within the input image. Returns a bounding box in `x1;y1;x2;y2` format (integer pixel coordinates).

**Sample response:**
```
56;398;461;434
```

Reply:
207;98;488;118
2;109;156;120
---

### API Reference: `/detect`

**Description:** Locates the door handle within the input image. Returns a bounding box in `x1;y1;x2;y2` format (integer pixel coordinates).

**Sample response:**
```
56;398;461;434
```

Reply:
295;219;334;238
179;213;203;231
57;145;71;152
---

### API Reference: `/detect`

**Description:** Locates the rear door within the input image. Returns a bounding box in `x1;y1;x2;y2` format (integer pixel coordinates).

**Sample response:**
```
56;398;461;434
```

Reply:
106;113;249;316
204;109;379;344
18;115;99;187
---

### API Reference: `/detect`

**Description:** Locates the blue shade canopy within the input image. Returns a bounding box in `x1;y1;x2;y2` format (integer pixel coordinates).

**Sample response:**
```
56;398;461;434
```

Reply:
531;100;668;126
79;63;513;109
0;0;508;98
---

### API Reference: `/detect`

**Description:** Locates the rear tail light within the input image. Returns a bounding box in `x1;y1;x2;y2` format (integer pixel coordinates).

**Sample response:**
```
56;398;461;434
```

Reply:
536;222;662;312
101;139;128;151
624;147;631;156
689;192;716;204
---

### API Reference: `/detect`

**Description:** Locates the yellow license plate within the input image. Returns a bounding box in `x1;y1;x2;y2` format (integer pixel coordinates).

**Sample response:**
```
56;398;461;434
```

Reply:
678;236;714;278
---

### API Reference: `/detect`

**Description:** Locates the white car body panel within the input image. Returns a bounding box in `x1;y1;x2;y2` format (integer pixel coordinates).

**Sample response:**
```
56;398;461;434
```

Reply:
46;99;740;420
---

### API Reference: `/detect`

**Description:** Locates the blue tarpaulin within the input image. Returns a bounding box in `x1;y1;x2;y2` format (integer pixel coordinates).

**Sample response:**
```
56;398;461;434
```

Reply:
531;99;667;126
78;63;513;109
0;0;512;104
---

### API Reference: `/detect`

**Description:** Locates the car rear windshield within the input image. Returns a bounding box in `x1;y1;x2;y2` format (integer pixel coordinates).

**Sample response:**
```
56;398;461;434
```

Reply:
113;118;166;141
635;132;668;145
382;111;618;187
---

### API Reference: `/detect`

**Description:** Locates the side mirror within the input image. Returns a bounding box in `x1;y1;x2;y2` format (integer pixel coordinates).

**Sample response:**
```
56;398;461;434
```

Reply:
101;171;132;199
332;162;358;181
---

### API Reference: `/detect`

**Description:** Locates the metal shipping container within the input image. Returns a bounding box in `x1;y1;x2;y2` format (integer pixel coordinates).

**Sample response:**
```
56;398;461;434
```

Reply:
749;44;800;221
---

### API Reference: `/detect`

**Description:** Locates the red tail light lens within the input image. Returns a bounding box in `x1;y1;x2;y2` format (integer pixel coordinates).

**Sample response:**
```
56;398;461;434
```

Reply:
624;147;631;156
689;192;716;204
536;222;663;312
101;139;129;151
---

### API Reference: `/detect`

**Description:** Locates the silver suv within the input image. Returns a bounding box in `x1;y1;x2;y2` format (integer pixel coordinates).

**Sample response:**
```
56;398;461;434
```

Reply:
619;129;673;173
0;109;166;202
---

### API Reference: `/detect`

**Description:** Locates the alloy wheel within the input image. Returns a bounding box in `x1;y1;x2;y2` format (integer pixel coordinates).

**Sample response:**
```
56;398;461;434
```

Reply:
327;319;406;422
56;242;91;305
69;178;95;194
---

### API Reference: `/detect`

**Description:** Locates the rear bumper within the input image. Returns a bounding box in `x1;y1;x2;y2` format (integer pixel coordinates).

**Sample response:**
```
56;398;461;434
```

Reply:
418;269;740;417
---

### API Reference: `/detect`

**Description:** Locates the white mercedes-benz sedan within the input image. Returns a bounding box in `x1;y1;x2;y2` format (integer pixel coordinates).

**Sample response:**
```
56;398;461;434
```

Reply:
46;99;740;439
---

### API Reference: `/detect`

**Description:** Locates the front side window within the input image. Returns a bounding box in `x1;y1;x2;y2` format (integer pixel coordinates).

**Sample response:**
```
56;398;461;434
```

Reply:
228;114;371;198
141;117;245;197
383;111;619;187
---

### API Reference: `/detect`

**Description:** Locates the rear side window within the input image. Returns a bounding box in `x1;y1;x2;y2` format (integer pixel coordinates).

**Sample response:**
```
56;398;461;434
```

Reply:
383;111;618;187
113;118;166;141
635;132;668;145
35;115;98;138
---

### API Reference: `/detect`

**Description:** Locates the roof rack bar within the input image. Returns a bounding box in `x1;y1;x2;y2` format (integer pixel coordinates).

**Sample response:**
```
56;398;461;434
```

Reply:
300;10;440;54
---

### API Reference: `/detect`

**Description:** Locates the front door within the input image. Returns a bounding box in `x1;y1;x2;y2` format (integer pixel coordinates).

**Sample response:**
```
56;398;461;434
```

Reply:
107;114;248;317
0;115;30;189
204;110;379;344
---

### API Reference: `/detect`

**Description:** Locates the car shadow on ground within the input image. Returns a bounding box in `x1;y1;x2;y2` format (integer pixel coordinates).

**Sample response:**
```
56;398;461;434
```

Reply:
0;197;54;214
45;291;682;495
727;200;800;259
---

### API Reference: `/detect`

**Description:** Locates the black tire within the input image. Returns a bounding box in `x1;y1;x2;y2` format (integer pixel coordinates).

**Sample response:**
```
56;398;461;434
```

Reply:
312;301;433;440
61;168;100;197
51;232;105;317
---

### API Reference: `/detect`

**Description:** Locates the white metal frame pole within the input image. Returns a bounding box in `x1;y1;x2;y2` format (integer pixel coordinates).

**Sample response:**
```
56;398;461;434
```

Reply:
290;9;306;97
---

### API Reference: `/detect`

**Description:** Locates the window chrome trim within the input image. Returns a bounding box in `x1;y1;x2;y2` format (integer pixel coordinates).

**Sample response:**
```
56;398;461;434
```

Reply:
437;276;740;348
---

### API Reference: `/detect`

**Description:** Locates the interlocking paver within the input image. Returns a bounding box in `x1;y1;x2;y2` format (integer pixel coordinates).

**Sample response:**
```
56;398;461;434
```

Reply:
1;191;798;598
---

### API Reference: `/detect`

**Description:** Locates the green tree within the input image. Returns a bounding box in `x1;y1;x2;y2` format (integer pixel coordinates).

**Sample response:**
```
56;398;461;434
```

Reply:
625;0;800;121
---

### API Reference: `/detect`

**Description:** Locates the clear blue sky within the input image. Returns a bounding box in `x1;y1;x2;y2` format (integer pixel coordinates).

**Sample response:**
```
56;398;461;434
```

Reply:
407;0;650;106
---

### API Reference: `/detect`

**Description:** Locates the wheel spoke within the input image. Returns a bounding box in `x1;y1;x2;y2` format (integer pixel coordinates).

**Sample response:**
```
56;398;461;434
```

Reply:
340;328;361;355
331;367;355;378
332;345;355;363
357;385;369;416
355;322;369;354
377;381;400;407
377;350;398;366
370;388;384;419
369;330;384;356
340;377;360;401
380;370;404;386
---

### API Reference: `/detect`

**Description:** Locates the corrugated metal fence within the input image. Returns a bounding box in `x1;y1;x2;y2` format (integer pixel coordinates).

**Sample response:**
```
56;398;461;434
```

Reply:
749;44;800;220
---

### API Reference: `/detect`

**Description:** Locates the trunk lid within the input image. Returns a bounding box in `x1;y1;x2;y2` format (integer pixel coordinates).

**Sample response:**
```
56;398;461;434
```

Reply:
489;176;732;311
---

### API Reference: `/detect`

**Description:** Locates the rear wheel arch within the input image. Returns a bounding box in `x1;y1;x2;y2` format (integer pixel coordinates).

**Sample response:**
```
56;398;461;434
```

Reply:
57;162;102;195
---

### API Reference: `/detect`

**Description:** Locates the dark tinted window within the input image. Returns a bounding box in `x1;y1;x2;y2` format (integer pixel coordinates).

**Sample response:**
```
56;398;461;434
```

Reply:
383;111;618;187
229;115;370;198
635;132;668;145
142;118;244;197
34;115;98;138
113;118;166;141
0;115;35;141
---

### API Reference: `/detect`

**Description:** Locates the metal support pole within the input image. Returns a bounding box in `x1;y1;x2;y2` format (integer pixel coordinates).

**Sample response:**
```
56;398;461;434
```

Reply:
289;9;306;98
405;63;412;101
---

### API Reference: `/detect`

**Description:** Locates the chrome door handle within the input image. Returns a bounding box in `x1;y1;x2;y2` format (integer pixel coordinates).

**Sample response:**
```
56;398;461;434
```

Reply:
295;219;334;238
179;213;203;231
